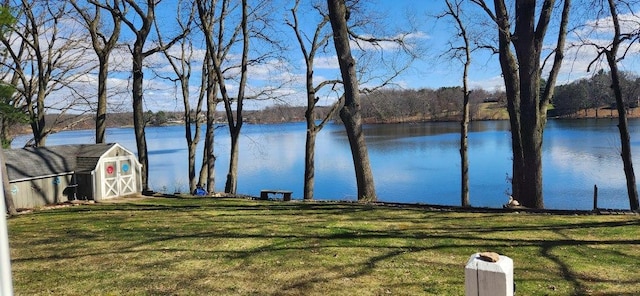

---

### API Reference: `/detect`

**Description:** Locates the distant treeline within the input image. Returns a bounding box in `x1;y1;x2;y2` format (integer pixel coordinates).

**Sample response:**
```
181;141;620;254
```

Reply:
14;87;507;137
552;70;640;117
21;72;637;136
256;87;508;124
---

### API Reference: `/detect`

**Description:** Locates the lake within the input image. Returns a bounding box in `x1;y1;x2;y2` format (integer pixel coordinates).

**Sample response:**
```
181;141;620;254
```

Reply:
11;119;640;210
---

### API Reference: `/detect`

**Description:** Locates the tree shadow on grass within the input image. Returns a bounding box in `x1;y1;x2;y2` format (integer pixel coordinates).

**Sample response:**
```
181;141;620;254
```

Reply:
9;198;640;295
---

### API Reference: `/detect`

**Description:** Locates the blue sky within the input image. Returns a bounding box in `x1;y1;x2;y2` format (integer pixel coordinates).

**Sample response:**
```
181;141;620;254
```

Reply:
32;0;640;112
116;0;512;111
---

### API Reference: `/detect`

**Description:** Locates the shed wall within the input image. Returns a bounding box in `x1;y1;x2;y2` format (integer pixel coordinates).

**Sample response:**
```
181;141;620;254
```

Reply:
9;174;74;208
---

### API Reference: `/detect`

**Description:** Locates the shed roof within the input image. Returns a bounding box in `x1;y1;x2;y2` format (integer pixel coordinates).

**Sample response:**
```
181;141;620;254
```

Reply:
4;143;117;182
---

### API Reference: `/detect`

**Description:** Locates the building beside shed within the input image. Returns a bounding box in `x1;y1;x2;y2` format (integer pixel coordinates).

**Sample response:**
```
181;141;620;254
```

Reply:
4;143;142;208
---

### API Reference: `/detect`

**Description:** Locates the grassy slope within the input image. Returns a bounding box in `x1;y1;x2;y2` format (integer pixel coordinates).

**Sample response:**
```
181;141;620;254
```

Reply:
8;198;640;295
475;102;510;120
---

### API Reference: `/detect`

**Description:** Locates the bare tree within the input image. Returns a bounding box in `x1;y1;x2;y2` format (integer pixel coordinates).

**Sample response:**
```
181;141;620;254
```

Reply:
194;0;225;195
197;0;281;195
97;0;188;191
154;0;203;193
0;0;95;147
220;0;249;194
327;0;376;201
196;0;248;195
290;0;418;200
441;0;472;207
581;0;640;210
287;0;341;200
73;0;122;144
471;0;571;208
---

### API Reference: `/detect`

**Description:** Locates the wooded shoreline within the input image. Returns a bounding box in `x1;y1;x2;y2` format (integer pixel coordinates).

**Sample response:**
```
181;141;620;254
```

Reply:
14;104;640;135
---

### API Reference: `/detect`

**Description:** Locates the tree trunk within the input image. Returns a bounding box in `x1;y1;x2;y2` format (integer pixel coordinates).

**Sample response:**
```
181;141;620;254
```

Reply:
339;108;376;201
517;54;545;209
0;148;17;216
183;76;200;193
214;0;248;196
186;117;197;192
224;128;240;194
491;0;524;204
481;0;570;209
609;59;639;210
446;0;472;207
603;0;639;210
290;0;334;202
460;90;470;207
511;0;545;209
200;60;218;194
201;71;218;194
203;102;216;194
96;55;108;144
32;91;47;147
0;119;8;148
132;54;149;191
304;125;317;201
327;0;376;201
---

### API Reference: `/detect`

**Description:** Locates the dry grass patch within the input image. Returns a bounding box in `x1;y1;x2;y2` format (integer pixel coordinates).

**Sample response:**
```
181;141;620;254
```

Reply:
8;198;640;295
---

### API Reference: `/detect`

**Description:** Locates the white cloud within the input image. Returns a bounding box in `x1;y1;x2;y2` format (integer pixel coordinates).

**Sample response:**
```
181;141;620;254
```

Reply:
469;75;505;92
314;56;340;69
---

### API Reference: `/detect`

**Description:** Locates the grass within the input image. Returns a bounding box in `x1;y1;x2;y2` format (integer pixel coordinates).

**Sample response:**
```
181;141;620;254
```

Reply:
8;197;640;295
476;102;509;120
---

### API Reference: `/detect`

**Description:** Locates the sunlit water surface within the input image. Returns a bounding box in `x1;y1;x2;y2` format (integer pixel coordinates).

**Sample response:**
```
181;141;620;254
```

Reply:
13;119;640;210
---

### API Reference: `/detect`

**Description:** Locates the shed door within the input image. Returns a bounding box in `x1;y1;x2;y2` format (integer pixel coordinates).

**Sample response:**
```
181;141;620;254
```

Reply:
103;157;137;199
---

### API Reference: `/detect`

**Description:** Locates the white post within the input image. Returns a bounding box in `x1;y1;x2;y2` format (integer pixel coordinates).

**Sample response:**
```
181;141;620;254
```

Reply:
0;163;14;295
465;252;513;296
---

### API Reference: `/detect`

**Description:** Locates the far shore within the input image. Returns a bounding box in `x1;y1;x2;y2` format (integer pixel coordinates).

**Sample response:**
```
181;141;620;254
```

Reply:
10;105;640;138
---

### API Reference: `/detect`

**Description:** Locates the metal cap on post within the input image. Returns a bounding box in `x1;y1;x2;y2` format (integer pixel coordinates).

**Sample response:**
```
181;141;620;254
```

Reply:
465;252;513;296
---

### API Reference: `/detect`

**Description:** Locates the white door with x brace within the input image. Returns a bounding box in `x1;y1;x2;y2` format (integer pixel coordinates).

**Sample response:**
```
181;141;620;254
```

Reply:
103;157;136;199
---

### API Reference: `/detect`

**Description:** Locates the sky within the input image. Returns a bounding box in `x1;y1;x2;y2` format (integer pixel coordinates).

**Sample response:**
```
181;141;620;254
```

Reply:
9;0;640;112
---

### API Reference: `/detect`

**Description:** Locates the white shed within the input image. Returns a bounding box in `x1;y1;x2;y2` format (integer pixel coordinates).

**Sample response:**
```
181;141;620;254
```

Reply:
4;143;142;208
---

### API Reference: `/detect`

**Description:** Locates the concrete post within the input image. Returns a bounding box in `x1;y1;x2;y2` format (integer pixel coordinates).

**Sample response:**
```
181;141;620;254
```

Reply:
465;252;513;296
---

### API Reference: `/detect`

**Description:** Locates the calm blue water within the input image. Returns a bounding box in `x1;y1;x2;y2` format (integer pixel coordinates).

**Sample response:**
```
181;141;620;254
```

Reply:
12;119;640;210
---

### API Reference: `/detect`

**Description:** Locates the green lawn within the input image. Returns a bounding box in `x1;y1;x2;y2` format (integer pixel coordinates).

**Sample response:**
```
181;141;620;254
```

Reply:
8;197;640;295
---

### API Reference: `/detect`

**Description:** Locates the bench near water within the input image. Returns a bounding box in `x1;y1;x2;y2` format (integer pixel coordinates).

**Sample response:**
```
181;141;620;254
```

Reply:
260;190;293;201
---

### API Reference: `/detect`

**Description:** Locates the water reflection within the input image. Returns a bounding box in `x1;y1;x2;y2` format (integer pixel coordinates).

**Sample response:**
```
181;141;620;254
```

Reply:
11;119;640;210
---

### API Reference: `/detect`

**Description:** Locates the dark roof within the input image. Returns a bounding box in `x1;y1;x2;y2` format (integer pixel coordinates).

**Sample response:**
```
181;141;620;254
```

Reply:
3;143;116;182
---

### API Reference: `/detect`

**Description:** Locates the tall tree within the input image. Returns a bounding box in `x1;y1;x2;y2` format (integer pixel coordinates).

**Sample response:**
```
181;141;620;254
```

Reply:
287;0;341;201
584;0;640;210
98;0;187;191
194;0;225;195
327;0;376;201
289;0;416;201
73;0;122;144
154;0;202;193
0;0;93;147
196;0;249;195
442;0;472;207
472;0;571;208
197;0;280;194
219;0;249;194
